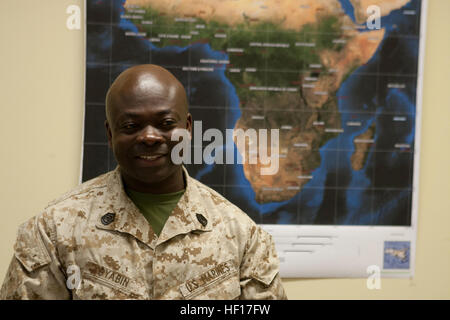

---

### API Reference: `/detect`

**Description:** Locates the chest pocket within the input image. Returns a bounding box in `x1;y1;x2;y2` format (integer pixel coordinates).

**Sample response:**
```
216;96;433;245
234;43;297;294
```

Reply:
179;260;241;300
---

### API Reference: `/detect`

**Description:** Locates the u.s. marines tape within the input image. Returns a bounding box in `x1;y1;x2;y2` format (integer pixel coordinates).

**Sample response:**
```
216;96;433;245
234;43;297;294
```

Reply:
179;260;237;299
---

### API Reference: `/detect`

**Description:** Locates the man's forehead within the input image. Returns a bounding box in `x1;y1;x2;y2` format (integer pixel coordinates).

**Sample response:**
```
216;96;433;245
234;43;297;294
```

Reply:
114;86;181;110
116;107;179;121
114;72;173;100
131;73;177;97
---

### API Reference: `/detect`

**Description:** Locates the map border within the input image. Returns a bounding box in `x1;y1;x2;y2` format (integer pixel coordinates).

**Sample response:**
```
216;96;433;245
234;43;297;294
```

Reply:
79;0;428;278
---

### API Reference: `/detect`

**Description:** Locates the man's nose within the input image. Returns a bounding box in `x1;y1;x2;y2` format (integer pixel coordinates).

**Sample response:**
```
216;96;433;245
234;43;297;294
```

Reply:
136;125;164;145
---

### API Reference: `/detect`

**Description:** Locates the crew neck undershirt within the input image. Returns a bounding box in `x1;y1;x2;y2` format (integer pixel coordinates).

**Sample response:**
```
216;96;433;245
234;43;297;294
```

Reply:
125;188;186;236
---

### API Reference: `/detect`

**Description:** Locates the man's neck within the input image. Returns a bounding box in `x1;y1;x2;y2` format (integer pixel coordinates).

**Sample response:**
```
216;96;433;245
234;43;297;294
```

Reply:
121;167;185;194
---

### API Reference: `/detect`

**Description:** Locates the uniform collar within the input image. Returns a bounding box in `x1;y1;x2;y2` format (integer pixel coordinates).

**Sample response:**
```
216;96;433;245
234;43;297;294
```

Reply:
95;166;212;249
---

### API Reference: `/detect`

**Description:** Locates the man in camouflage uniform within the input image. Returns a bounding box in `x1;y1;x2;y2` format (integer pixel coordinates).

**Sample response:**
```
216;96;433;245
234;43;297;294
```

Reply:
0;64;287;300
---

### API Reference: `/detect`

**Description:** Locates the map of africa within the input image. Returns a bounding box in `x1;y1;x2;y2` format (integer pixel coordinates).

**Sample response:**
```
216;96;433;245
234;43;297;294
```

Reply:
83;0;423;226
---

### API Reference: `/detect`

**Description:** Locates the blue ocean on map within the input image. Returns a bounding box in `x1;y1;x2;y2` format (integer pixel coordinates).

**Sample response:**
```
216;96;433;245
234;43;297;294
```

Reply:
85;0;421;226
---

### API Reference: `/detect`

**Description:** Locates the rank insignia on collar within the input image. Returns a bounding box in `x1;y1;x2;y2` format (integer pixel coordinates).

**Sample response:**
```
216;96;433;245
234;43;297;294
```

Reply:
101;212;115;225
196;213;208;227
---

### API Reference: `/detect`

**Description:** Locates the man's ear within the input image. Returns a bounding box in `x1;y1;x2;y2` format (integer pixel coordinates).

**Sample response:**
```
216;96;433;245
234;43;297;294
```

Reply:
186;113;193;139
105;120;113;148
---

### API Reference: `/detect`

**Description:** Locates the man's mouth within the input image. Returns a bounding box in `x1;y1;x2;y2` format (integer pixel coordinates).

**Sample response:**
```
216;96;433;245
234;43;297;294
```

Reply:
137;154;165;161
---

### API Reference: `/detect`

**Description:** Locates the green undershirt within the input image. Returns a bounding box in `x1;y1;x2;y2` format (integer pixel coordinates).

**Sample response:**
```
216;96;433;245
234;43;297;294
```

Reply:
125;188;185;236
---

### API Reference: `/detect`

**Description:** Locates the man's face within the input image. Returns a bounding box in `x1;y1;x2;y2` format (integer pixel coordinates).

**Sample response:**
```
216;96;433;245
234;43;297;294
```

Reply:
105;83;192;191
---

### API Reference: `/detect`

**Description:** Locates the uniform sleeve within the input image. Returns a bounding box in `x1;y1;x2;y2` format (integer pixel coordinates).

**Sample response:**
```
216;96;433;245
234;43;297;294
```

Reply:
239;225;287;300
0;214;70;300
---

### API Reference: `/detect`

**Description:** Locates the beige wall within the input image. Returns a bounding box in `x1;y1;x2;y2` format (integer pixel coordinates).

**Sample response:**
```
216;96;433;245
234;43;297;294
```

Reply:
0;0;448;299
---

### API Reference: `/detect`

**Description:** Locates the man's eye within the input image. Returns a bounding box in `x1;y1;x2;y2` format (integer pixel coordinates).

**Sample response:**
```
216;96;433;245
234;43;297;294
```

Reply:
162;120;176;127
122;123;137;130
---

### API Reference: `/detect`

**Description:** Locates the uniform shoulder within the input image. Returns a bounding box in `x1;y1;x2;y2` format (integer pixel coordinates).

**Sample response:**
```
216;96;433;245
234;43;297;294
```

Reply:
44;171;111;209
26;172;114;243
189;177;256;226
